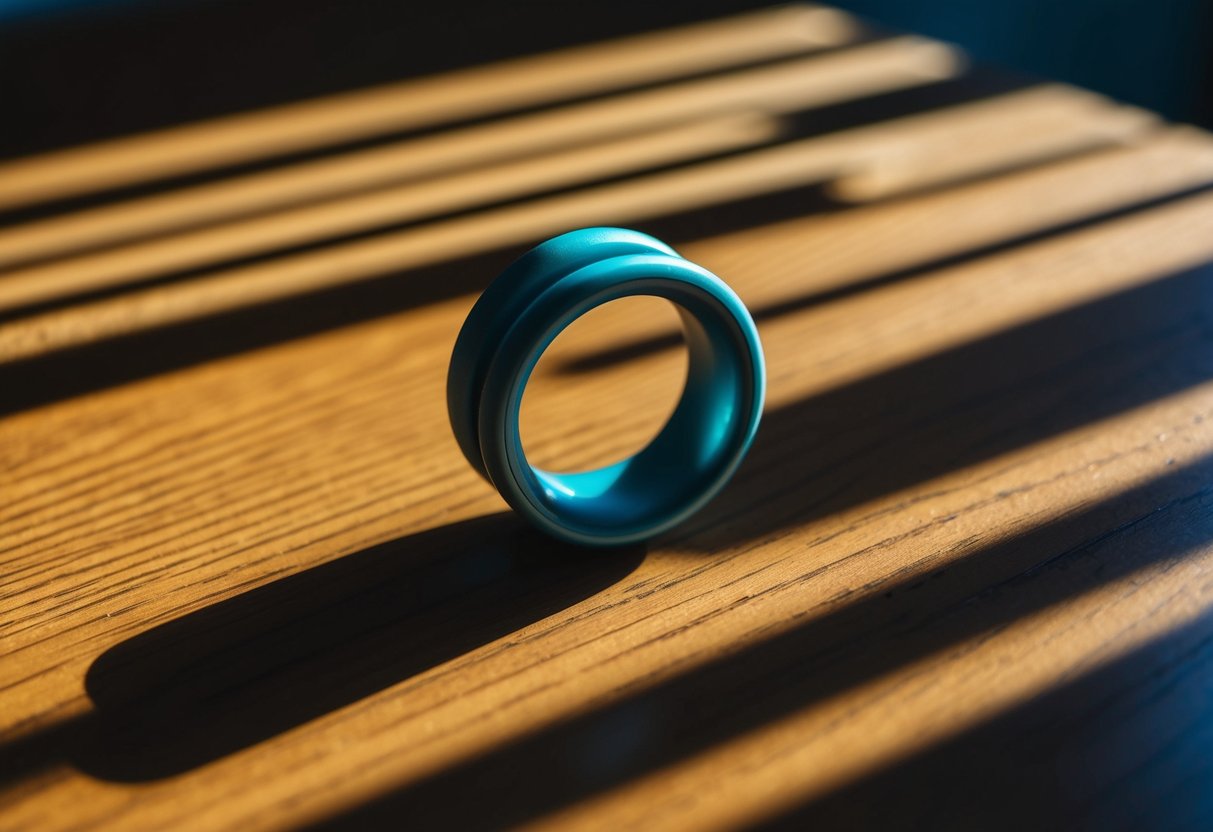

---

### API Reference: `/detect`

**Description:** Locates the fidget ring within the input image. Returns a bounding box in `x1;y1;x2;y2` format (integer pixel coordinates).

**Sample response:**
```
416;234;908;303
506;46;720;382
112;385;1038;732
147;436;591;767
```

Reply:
447;227;765;546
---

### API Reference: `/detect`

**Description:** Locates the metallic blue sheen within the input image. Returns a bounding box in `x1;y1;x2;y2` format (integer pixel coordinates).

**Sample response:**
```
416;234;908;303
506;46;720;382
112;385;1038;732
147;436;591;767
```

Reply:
447;227;765;546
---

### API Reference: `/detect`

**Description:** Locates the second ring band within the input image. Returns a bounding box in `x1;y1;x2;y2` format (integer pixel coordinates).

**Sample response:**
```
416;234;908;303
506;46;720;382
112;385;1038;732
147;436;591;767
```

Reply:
448;227;765;546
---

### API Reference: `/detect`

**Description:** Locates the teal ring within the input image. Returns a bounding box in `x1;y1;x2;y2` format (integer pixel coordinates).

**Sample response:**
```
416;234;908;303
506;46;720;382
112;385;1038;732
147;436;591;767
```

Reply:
447;227;765;546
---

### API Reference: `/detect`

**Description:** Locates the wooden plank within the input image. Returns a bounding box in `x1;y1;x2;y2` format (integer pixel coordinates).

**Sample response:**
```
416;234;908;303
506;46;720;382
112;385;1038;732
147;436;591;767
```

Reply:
0;113;779;311
830;97;1157;200
3;9;1213;831
0;83;1148;303
0;34;954;274
3;175;1213;829
25;86;1213;367
12;75;1147;316
554;128;1213;376
523;458;1213;831
0;4;856;210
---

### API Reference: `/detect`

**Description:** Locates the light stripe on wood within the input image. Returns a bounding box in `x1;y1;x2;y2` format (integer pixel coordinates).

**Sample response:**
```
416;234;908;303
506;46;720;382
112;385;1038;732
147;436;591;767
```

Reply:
26;76;1167;314
0;114;779;312
0;83;1136;296
0;83;1143;312
0;4;856;211
5;183;1213;689
0;35;954;271
2;110;1204;366
2;187;1212;829
3;11;1211;829
830;97;1158;200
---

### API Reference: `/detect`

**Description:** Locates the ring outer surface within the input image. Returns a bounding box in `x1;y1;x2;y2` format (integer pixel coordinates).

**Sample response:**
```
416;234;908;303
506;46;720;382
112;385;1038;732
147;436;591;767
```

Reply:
448;227;765;546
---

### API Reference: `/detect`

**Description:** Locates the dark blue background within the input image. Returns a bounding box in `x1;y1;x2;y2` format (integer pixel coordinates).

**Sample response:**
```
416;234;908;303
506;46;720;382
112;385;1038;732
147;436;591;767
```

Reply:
833;0;1212;126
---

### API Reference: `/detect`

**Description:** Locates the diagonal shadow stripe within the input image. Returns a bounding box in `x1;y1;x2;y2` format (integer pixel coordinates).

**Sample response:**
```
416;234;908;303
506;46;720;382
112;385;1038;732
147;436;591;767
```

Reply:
757;600;1213;829
560;179;1213;376
680;259;1213;550
286;260;1213;824
307;459;1213;830
0;514;643;786
2;263;1209;797
0;153;1205;421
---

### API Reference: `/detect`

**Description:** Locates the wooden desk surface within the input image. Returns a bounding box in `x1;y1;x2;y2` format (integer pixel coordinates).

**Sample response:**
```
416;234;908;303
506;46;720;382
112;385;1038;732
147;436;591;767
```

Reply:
3;6;1213;829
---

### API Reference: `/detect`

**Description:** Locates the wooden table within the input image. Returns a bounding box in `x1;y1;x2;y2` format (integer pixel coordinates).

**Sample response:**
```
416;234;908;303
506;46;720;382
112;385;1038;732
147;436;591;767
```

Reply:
3;5;1213;829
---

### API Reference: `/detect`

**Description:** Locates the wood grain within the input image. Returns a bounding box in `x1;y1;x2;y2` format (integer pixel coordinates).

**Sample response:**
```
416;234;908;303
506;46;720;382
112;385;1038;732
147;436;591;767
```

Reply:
0;31;945;272
0;4;855;211
2;6;1213;831
0;113;780;312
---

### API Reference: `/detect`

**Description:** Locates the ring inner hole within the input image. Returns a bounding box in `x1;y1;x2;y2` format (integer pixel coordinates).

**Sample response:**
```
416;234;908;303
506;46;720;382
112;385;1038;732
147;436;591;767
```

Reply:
520;295;688;475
